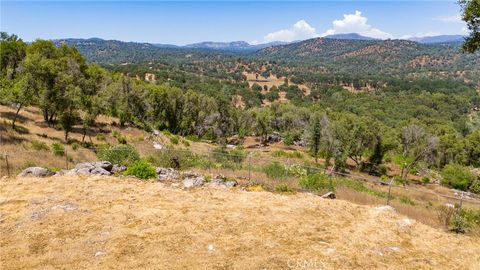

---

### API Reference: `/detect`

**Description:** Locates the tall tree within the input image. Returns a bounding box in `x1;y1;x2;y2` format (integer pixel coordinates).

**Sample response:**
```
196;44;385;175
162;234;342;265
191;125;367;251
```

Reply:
460;0;480;52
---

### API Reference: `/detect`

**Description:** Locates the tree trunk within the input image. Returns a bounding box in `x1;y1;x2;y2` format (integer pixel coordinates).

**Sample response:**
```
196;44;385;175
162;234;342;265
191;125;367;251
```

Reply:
12;103;23;129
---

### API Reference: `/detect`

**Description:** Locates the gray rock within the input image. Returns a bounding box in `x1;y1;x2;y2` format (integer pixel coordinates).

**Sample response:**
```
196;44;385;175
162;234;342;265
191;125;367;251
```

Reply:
111;164;127;174
75;162;95;171
18;167;55;177
76;168;92;175
93;161;113;171
90;167;111;176
156;167;179;181
210;174;237;188
183;176;205;188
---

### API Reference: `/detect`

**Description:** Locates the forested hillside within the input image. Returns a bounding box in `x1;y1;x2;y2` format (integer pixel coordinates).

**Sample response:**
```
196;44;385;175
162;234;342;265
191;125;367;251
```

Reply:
1;32;480;195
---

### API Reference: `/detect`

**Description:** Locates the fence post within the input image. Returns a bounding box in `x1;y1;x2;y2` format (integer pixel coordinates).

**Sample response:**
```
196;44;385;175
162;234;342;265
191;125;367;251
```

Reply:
65;146;68;170
5;152;10;177
284;158;289;182
208;149;212;175
386;177;394;205
248;153;252;182
458;191;464;210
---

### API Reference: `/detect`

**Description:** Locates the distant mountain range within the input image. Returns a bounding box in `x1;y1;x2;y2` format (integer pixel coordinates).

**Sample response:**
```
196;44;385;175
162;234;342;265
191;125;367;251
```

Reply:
406;35;465;44
53;33;466;55
324;33;377;41
184;41;289;51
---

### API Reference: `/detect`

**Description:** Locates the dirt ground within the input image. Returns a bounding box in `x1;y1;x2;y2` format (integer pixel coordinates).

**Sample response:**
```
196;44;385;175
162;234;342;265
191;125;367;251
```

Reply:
1;175;479;270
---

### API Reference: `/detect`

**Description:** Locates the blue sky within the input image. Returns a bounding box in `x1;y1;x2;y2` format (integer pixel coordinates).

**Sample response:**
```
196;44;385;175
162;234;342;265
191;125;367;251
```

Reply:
0;1;468;45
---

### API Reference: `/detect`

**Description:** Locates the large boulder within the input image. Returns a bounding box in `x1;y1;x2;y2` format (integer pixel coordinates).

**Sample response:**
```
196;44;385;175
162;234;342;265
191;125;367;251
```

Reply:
90;167;111;176
93;161;113;171
18;167;55;177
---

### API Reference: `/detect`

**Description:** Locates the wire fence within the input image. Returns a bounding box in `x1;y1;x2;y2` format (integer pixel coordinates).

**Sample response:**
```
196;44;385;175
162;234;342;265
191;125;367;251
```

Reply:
1;145;480;210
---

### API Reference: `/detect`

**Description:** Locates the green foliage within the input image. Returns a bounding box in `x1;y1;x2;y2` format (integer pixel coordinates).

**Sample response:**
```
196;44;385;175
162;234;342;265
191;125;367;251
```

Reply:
441;164;474;191
421;176;430;185
263;161;287;179
275;184;295;193
399;196;415;206
96;133;107;141
71;142;80;151
299;173;335;192
272;150;303;159
51;143;65;156
145;148;207;170
123;160;156;179
97;144;140;166
460;0;480;53
170;136;179;145
30;140;49;151
338;177;390;198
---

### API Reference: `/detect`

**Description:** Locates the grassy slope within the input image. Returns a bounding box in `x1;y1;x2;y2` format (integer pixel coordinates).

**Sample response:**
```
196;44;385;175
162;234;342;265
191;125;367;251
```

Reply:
1;175;479;269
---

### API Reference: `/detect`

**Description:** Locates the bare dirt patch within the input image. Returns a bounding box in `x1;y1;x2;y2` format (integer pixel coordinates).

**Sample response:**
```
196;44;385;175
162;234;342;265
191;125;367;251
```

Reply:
1;175;479;269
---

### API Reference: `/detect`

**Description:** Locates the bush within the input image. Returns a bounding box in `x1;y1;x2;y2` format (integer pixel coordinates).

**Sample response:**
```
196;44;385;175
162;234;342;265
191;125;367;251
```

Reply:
441;164;474;191
145;148;206;170
299;173;334;192
170;136;179;145
211;147;245;169
272;150;303;159
123;160;156;179
71;142;80;151
399;196;415;206
97;144;140;166
264;161;287;179
96;133;107;141
51;143;65;156
470;181;480;194
31;140;49;151
421;176;430;185
275;184;295;193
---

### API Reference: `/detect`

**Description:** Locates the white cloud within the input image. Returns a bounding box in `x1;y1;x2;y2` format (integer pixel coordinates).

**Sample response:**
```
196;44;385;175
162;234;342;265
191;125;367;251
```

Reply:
434;15;462;23
261;20;319;43
320;10;392;40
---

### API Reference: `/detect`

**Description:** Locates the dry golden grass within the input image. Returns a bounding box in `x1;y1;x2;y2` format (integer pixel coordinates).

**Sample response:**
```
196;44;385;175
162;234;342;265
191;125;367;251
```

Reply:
1;175;479;270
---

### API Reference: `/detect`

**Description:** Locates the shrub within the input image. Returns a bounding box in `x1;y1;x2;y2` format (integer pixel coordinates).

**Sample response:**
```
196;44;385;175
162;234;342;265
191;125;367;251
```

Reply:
97;144;140;166
450;213;469;233
377;164;388;175
31;140;49;151
441;164;474;191
338;177;389;198
51;143;65;156
71;142;80;151
181;139;190;147
287;164;308;177
96;133;107;141
112;130;127;144
299;173;334;192
470;181;480;194
123;160;156;179
272;150;303;159
211;147;245;169
170;136;179;145
275;184;295;193
145;148;206;170
421;176;430;185
264;161;287;179
185;135;200;142
399;196;415;206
